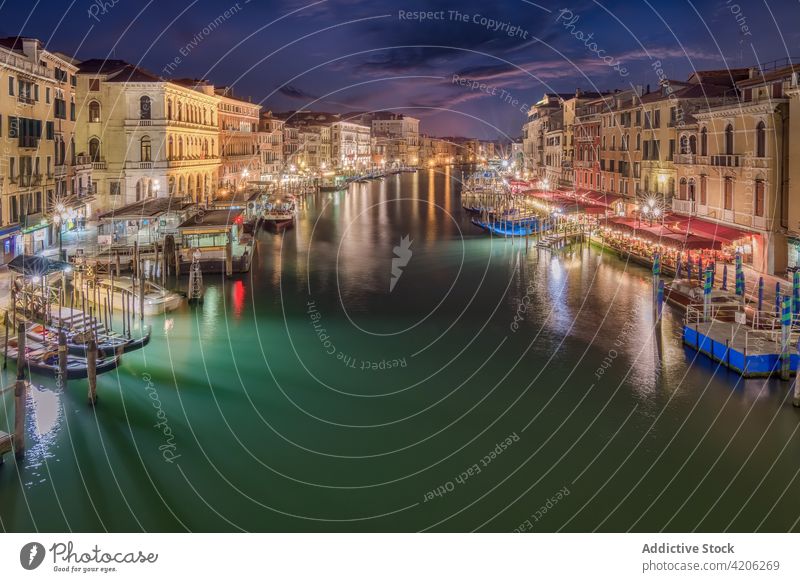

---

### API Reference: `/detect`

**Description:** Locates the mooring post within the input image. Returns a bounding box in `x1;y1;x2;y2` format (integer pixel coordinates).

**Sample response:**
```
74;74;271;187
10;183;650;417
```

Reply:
703;267;712;322
781;296;791;381
721;263;728;290
138;260;145;322
758;277;764;312
657;279;664;321
14;322;26;459
58;331;68;392
226;237;233;276
87;337;97;406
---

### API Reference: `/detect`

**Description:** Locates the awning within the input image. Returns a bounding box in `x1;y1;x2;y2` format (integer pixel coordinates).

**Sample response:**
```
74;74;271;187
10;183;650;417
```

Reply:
7;254;71;276
607;216;723;250
577;190;622;208
669;216;750;245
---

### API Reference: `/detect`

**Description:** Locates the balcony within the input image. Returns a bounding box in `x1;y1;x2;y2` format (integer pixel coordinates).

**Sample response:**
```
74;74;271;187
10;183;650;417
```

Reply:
54;165;68;178
745;157;770;169
17;95;35;105
722;209;734;222
711;155;740;167
672;199;696;215
673;154;696;165
92;160;107;170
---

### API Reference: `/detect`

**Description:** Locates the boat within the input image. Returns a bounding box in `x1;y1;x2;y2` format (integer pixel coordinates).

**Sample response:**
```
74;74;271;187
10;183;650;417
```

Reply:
88;277;182;316
262;197;296;229
3;336;121;380
25;323;151;358
664;279;738;309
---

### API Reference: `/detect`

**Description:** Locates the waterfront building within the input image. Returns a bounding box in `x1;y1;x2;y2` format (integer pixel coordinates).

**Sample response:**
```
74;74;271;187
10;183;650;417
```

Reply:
361;112;419;167
258;111;284;180
574;95;607;198
0;37;92;260
418;134;435;166
522;93;572;178
597;88;644;214
543;109;564;188
295;125;331;171
75;60;221;209
216;86;261;195
282;124;300;168
331;119;371;171
787;69;800;268
674;65;794;274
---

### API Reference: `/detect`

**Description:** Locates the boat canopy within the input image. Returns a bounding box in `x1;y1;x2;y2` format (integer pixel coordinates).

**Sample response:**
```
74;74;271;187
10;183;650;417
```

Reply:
7;254;71;277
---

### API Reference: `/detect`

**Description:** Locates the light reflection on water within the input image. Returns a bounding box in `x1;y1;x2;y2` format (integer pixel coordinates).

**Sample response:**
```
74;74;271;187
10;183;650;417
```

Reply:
1;171;799;532
23;385;63;485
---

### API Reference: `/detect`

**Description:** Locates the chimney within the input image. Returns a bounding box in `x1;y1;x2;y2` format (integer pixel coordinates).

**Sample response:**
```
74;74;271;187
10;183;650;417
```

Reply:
21;38;40;62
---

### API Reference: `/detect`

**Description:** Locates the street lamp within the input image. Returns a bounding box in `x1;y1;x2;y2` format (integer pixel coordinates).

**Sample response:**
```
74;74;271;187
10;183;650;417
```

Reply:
52;202;75;260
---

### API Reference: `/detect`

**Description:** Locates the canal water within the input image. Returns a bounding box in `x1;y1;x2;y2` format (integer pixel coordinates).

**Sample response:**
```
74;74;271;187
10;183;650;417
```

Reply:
1;169;799;532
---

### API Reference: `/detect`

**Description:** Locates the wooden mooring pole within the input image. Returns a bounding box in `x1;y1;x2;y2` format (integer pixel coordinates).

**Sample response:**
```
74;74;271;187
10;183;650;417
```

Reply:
58;331;68;392
87;337;97;406
781;296;791;382
14;323;26;459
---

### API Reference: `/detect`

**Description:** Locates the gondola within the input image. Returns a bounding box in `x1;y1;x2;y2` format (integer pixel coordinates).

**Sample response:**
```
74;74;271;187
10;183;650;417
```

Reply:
26;324;151;358
4;337;121;380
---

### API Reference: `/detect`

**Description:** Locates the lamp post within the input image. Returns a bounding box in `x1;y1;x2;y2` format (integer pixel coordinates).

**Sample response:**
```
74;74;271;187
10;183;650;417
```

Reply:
51;203;75;261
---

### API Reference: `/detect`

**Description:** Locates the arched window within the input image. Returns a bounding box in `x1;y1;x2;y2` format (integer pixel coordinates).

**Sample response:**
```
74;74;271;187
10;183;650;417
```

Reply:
725;124;734;155
756;121;766;157
688;178;696;201
135;180;142;201
700;127;708;156
167;99;173;120
88;138;101;161
754;179;765;217
140;136;151;162
140;96;151;120
689;135;697;155
168;136;174;159
88;101;101;123
611;135;616;150
177;102;183;121
636;133;641;150
679;177;687;199
70;137;75;165
178;137;184;159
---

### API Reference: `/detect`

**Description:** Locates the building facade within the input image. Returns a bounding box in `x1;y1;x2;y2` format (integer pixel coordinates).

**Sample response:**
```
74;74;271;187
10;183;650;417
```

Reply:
216;87;261;193
75;60;221;210
258;111;284;180
0;37;92;259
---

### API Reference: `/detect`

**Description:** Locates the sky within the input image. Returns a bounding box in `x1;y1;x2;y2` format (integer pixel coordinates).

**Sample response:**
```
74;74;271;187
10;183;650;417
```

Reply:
1;0;798;139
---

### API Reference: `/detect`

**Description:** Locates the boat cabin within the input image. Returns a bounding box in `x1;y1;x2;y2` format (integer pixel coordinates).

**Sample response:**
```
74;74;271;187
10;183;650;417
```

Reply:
176;210;253;274
97;197;196;248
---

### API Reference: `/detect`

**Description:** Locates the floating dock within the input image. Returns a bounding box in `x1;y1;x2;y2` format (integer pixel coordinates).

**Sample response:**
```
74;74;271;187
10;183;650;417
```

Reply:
683;321;800;377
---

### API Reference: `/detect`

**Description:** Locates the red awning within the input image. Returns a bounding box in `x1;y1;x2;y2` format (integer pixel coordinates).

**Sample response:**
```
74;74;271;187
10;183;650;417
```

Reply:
606;215;723;250
577;190;622;208
669;216;750;245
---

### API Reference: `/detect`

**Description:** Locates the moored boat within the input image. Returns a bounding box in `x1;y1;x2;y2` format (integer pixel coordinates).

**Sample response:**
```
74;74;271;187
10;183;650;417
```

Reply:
4;336;121;380
87;277;182;316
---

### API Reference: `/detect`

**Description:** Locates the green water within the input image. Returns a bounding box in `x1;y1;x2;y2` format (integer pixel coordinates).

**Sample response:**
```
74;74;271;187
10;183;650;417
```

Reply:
1;169;799;532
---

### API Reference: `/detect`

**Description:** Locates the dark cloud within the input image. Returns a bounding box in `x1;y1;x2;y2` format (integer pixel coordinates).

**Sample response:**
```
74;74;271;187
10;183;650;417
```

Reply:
278;84;319;100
